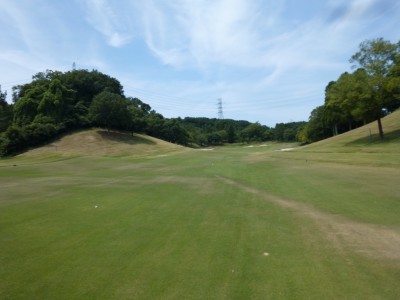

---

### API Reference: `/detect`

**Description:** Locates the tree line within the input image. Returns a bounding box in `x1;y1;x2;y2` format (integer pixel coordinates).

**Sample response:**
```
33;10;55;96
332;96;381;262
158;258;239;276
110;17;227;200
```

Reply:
299;38;400;143
4;38;393;156
0;69;306;156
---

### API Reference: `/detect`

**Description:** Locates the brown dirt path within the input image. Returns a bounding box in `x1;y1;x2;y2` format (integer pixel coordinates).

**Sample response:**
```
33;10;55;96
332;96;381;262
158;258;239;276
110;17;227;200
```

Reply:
218;176;400;262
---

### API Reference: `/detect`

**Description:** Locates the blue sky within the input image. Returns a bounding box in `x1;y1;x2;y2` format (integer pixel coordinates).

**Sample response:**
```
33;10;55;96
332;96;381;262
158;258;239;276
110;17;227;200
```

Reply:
0;0;399;126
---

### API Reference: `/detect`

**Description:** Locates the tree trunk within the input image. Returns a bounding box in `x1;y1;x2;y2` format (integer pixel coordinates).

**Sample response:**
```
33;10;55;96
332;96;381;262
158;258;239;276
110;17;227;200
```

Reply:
377;117;384;139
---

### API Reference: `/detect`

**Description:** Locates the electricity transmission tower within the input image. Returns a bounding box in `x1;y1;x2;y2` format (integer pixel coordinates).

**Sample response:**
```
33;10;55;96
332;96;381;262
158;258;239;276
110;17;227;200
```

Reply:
217;98;224;119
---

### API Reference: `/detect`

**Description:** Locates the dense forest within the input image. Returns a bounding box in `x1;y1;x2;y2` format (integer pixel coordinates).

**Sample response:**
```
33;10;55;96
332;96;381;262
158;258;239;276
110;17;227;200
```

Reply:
0;69;304;156
299;38;400;143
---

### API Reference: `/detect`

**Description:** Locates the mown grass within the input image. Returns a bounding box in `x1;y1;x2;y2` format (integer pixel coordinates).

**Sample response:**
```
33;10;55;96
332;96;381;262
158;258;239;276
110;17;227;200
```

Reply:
1;116;400;299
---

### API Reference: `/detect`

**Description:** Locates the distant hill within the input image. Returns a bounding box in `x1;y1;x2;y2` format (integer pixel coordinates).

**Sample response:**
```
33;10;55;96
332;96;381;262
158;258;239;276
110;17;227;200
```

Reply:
20;129;187;158
301;110;400;153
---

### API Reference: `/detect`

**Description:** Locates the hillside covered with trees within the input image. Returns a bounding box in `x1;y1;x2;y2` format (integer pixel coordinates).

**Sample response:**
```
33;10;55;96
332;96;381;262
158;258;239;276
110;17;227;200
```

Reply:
0;70;305;156
299;38;400;143
2;38;395;156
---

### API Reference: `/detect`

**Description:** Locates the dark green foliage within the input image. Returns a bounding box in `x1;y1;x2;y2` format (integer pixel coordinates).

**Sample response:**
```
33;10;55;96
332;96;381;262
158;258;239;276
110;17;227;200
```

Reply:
126;97;151;133
0;86;12;132
227;125;236;143
349;39;400;138
161;119;189;145
179;117;275;145
145;112;165;137
298;106;332;143
304;38;400;143
274;122;306;142
0;69;131;155
1;67;302;156
63;69;124;105
240;122;267;142
89;91;131;130
0;125;27;156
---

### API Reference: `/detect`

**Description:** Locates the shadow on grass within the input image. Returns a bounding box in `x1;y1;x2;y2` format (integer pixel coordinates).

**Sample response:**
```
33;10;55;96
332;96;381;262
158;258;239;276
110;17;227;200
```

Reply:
98;130;156;145
346;129;400;146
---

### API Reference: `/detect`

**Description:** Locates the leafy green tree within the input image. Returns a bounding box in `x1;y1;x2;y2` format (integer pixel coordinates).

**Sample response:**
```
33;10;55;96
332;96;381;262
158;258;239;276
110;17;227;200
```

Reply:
240;122;265;143
88;91;130;130
26;116;59;144
324;80;345;135
0;86;12;132
274;122;306;142
325;73;359;132
347;69;377;125
145;112;165;137
207;132;224;145
350;38;400;138
37;79;75;125
13;85;46;126
227;125;236;143
300;106;332;143
162;119;189;145
385;53;400;111
63;69;124;106
195;133;209;146
0;125;26;156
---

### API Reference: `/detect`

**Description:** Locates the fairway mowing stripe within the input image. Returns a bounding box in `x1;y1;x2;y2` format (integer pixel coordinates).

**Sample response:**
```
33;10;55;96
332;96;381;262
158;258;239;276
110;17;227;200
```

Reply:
217;176;400;262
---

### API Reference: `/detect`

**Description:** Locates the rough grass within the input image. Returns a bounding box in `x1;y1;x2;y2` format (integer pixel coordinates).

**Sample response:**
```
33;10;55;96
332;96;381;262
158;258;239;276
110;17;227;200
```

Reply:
19;128;186;158
1;114;400;299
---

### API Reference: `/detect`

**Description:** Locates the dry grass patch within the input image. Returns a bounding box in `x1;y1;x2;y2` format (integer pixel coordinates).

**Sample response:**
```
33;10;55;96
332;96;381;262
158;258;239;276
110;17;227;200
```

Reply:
20;129;187;158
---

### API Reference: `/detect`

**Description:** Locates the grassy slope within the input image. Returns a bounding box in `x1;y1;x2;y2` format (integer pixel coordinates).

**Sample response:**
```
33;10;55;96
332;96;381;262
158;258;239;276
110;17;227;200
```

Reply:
302;109;400;153
1;116;400;299
19;128;186;158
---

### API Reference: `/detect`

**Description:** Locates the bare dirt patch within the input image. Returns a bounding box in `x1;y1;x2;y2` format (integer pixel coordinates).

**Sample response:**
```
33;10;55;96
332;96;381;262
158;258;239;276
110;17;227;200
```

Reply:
218;176;400;262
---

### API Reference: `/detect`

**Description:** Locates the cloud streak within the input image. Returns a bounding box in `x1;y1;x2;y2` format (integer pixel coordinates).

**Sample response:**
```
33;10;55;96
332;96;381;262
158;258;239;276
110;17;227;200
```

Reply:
135;0;382;84
82;0;134;47
139;0;279;70
0;0;399;125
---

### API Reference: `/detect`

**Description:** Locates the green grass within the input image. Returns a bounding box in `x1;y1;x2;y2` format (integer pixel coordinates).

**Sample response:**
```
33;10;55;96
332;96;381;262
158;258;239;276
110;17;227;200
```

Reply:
302;109;400;153
1;116;400;299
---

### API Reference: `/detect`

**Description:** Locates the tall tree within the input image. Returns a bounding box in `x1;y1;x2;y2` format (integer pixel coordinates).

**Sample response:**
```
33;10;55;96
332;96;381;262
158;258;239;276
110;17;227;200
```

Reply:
88;91;130;131
300;106;331;143
350;38;400;138
0;86;12;132
37;79;75;124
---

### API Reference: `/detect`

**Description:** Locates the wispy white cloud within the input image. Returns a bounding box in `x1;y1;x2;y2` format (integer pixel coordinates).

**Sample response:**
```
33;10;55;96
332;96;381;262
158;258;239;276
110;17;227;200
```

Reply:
82;0;134;47
135;0;361;87
111;0;399;124
139;0;280;70
0;0;398;124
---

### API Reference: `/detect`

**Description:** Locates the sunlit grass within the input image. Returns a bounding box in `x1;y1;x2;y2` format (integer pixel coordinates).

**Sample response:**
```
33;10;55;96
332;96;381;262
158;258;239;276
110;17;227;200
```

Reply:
1;113;400;299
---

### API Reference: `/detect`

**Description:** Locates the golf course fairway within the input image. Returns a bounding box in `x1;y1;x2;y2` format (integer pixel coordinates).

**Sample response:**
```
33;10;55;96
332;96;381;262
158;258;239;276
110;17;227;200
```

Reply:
1;114;400;299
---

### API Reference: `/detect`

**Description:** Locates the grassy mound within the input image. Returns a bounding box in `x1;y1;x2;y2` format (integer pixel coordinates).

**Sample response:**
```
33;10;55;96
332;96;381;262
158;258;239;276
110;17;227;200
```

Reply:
19;129;187;158
302;109;400;153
